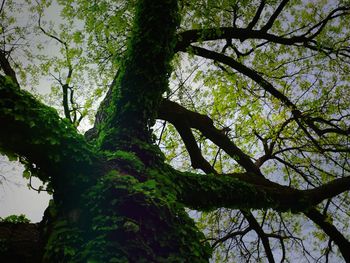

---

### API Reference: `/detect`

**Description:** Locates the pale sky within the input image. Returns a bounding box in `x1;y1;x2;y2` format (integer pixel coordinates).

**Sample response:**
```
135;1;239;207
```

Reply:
0;156;50;223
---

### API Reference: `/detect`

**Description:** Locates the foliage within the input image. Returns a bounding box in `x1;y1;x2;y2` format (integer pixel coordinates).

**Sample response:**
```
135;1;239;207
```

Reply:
0;214;31;224
1;0;350;262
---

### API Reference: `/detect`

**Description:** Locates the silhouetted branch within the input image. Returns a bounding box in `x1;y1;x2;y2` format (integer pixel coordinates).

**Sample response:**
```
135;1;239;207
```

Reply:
305;208;350;261
260;0;289;32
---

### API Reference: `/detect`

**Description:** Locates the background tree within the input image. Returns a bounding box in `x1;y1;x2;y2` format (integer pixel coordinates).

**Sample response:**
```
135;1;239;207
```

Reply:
1;0;350;262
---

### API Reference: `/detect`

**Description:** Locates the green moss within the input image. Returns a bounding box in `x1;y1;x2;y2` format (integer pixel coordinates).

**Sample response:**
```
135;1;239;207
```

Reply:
79;170;211;262
43;219;84;263
96;0;180;153
2;1;217;262
0;75;97;183
102;150;145;173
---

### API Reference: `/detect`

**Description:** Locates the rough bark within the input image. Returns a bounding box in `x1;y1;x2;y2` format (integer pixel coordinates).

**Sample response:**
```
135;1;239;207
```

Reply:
0;223;42;263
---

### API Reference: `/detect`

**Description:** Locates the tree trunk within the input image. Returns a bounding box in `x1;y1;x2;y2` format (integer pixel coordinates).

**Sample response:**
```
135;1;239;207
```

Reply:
0;223;42;263
0;0;212;262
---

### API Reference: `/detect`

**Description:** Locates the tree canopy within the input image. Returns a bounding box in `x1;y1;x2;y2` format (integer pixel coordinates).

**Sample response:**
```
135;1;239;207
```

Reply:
1;0;350;262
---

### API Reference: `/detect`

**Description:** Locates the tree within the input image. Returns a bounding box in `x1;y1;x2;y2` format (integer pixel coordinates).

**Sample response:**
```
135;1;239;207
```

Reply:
1;0;350;262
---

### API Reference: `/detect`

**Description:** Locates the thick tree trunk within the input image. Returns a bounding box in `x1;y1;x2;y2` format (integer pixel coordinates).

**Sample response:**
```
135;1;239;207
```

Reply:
0;222;42;263
39;169;212;262
31;0;213;261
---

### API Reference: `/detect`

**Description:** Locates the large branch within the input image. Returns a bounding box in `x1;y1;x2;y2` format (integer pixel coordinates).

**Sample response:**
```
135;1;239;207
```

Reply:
160;104;350;210
159;101;350;208
176;6;349;54
170;120;216;174
165;106;277;261
171;170;350;212
0;75;96;182
188;45;296;109
186;46;346;145
158;99;260;174
98;0;179;150
176;27;307;52
158;100;350;259
38;14;74;123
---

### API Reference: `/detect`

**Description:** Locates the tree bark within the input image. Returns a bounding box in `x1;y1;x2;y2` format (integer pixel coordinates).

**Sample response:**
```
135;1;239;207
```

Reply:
0;223;42;263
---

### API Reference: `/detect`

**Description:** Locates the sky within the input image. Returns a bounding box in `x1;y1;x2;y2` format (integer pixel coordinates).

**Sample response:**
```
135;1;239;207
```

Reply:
0;156;50;222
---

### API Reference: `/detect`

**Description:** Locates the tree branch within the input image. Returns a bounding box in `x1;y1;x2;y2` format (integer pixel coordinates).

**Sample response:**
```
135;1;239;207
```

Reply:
306;177;350;205
159;100;350;209
188;45;296;109
0;0;5;15
171;121;216;174
176;5;349;56
38;15;74;123
161;103;350;211
211;227;252;249
0;51;19;86
0;75;95;182
305;208;350;261
158;99;260;174
166;106;276;260
260;0;289;32
172;169;350;212
185;45;346;149
301;7;350;40
176;27;307;52
246;0;266;30
62;84;72;122
243;211;275;263
97;0;180;151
